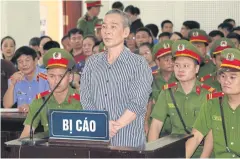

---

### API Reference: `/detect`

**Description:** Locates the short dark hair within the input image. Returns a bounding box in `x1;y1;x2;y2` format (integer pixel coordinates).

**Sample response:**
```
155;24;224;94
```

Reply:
223;18;235;24
1;36;16;49
40;36;52;42
43;41;60;51
208;30;224;38
161;20;173;29
29;37;40;46
83;35;97;44
183;21;200;29
232;26;240;32
68;28;84;38
139;42;152;50
227;32;240;43
158;32;171;39
124;5;140;15
145;24;159;38
218;23;233;32
136;27;153;37
171;32;183;39
61;35;69;42
112;1;124;11
14;46;37;61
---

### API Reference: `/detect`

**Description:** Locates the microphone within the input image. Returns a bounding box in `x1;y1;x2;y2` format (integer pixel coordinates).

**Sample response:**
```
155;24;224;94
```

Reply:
21;65;74;145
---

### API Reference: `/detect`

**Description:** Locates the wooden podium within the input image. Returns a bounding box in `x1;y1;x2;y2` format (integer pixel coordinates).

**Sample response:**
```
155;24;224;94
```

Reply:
5;134;192;158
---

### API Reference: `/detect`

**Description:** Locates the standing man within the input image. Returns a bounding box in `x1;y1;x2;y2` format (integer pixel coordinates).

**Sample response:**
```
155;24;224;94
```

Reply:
20;48;82;138
77;0;102;36
186;48;240;158
80;9;153;147
188;29;216;79
160;20;173;33
180;20;200;39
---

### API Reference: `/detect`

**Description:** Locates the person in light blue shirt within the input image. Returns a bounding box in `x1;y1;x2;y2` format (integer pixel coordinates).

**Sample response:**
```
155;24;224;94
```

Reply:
3;46;49;112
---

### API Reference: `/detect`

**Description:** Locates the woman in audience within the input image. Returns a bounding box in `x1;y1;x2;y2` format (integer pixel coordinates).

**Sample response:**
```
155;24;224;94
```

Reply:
92;41;101;54
126;31;137;53
1;36;16;64
38;36;52;66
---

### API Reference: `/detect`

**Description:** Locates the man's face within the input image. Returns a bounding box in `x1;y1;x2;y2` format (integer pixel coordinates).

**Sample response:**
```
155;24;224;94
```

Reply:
135;31;152;48
208;35;222;49
17;55;37;75
126;33;136;50
1;38;15;59
219;71;240;95
192;42;207;57
139;45;153;64
212;54;222;69
229;38;240;48
61;37;72;52
156;54;174;72
70;33;83;50
92;6;101;16
174;56;199;82
180;25;190;38
162;23;173;33
101;13;129;49
83;38;95;56
47;68;72;93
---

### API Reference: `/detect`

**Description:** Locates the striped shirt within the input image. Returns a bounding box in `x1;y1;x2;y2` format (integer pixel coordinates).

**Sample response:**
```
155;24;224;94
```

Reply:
80;47;153;147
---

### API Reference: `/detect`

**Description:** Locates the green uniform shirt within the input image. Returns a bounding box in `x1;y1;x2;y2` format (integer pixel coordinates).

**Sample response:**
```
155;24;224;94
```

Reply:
193;95;240;158
77;13;98;36
151;80;214;157
24;87;82;131
198;56;216;78
200;71;221;91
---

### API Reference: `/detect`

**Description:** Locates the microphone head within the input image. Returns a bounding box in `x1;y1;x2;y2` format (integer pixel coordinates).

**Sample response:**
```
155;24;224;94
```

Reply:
43;48;76;70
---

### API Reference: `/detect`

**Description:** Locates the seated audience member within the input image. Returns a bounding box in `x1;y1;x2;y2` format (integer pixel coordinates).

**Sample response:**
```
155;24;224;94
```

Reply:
43;41;60;53
1;59;16;108
146;24;159;44
29;37;40;52
158;32;171;43
135;27;153;50
180;20;200;38
38;36;52;66
20;48;82;138
1;36;16;64
139;42;157;71
218;22;233;37
61;35;72;52
112;1;124;11
3;46;49;112
232;26;240;35
170;32;183;41
223;18;236;27
92;41;101;54
161;20;173;33
227;32;240;49
126;31;137;53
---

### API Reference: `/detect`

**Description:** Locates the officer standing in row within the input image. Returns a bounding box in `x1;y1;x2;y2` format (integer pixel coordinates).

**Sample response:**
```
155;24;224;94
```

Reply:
20;48;82;138
186;48;240;158
200;38;235;91
148;40;215;158
77;0;103;36
188;29;216;78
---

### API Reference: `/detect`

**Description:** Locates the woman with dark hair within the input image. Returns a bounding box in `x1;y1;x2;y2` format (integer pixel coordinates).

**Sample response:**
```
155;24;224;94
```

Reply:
1;36;16;63
124;5;144;33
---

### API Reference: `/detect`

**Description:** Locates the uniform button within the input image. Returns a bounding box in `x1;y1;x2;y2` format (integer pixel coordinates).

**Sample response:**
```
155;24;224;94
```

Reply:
231;142;234;145
108;67;111;69
232;127;234;129
46;124;48;126
232;154;236;158
185;113;188;115
29;86;31;89
172;113;174;115
106;80;109;83
29;98;31;100
233;111;235;114
105;94;107;96
186;97;188;100
58;105;61;108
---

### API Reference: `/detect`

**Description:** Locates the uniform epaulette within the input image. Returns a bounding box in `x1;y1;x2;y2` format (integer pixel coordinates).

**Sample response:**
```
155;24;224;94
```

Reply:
201;83;215;93
37;73;47;81
152;70;158;75
68;93;80;103
207;92;224;100
36;90;51;99
199;74;212;82
162;82;178;90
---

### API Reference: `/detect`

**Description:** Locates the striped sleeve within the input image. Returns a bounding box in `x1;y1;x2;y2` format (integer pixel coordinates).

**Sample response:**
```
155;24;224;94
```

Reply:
127;57;153;115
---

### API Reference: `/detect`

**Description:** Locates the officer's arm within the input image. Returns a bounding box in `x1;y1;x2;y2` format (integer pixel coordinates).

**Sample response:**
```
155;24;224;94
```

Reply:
186;128;204;158
77;20;86;33
201;130;213;158
148;118;163;142
144;100;153;129
3;80;15;108
20;125;35;138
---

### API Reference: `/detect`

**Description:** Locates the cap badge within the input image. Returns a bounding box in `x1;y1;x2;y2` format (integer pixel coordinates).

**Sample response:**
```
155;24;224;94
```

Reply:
53;52;62;60
193;31;199;37
226;53;234;61
163;43;170;49
220;41;227;47
177;44;185;51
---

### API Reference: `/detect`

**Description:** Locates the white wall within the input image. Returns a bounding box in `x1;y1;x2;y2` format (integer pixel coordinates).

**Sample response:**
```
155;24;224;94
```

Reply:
90;0;240;34
0;1;40;50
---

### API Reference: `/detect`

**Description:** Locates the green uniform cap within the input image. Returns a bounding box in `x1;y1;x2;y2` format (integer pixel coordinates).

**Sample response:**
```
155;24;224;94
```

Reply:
210;38;235;57
220;48;240;71
43;48;75;69
188;29;210;45
152;40;173;59
172;40;203;64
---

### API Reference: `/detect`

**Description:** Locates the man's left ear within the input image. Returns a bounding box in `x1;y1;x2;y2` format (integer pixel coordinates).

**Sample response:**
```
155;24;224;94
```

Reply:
195;64;200;74
123;27;130;39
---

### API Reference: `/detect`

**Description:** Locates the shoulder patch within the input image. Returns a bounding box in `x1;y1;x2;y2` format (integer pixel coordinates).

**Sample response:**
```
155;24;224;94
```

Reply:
162;82;178;90
207;92;224;100
199;74;212;82
36;90;51;99
37;73;47;81
201;83;216;93
68;93;80;103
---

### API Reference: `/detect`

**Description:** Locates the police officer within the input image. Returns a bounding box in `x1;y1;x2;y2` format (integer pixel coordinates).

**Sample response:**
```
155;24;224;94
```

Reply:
200;38;235;91
77;0;102;36
186;48;240;158
148;40;215;158
188;29;216;79
20;48;82;138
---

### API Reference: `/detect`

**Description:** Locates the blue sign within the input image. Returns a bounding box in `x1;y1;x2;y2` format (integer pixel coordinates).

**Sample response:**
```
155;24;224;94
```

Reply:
48;110;109;142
